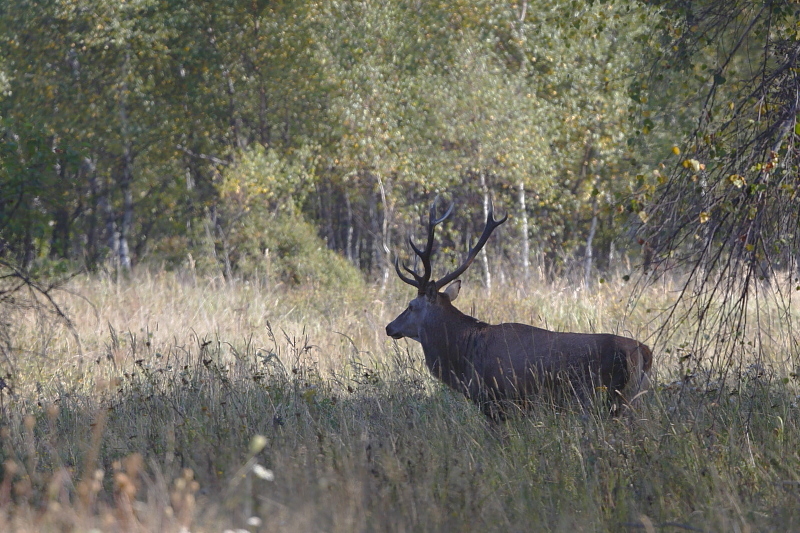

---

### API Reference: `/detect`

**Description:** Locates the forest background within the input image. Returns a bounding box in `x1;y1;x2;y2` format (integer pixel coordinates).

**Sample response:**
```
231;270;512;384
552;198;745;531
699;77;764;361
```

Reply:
0;0;723;281
1;0;798;294
1;0;800;531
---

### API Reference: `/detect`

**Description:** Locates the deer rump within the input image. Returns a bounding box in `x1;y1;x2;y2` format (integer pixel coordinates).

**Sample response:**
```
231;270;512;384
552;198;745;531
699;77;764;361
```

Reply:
424;322;653;414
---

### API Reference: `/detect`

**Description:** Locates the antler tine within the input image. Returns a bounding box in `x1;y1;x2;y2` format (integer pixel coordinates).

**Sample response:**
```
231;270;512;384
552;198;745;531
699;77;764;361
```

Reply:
405;196;453;290
409;197;452;253
402;259;428;286
394;257;421;288
402;261;424;279
434;200;508;289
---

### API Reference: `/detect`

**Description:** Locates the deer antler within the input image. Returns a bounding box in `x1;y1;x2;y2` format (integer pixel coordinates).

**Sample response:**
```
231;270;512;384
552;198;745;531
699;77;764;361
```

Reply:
434;200;507;290
394;196;453;292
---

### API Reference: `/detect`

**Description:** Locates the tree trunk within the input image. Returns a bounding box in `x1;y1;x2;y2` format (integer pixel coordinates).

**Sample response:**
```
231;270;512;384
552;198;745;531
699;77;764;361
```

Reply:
117;62;133;273
49;206;69;260
584;194;598;289
517;0;528;38
216;221;233;281
518;180;530;280
376;173;391;290
479;171;492;291
324;181;336;249
345;192;354;264
206;25;245;152
355;230;362;270
49;158;70;260
226;73;245;150
85;157;100;271
118;151;133;272
21;209;34;269
368;189;378;277
101;173;119;274
577;143;595;288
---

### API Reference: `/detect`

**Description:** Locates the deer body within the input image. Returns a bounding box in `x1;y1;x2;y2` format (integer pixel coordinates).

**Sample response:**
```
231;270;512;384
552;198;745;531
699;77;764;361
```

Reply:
386;199;652;416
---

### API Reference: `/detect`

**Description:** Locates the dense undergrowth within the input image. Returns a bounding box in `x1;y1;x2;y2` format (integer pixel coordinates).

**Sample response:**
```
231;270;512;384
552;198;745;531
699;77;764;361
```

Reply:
0;271;798;532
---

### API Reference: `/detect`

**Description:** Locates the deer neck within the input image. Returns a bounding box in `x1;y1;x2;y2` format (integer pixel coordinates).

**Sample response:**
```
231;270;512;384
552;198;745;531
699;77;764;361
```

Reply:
418;305;484;383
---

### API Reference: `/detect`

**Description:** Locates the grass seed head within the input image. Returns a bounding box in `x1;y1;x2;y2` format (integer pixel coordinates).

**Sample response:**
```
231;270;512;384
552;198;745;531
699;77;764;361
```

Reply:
113;472;137;499
3;460;18;477
46;404;60;421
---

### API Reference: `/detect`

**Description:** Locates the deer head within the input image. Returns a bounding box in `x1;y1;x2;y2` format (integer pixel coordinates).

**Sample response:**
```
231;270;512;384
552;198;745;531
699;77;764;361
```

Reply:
386;198;507;342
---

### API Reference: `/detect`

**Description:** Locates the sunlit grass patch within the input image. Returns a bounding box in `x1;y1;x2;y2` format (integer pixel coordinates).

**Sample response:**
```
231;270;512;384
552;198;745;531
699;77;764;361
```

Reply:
0;270;798;531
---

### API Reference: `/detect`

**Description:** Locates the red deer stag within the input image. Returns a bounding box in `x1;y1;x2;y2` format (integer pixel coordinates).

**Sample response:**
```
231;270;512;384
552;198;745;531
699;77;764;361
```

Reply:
386;199;652;417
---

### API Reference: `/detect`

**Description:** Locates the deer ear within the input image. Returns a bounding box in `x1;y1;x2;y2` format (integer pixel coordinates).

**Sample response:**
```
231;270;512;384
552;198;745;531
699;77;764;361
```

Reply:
443;280;461;302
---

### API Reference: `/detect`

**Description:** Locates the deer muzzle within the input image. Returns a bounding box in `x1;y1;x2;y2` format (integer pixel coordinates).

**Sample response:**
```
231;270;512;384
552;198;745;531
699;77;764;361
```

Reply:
385;323;404;339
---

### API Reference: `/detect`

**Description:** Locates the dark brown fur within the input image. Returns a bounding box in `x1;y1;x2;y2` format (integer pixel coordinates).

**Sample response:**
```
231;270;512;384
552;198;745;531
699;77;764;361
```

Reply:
386;199;652;417
387;288;652;416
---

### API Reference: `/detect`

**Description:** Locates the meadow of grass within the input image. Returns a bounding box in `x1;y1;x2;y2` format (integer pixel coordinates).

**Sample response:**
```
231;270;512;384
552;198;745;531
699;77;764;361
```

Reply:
0;268;799;532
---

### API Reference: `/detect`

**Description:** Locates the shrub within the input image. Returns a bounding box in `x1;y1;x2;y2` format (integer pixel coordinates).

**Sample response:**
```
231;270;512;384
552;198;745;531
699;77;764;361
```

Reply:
201;145;363;289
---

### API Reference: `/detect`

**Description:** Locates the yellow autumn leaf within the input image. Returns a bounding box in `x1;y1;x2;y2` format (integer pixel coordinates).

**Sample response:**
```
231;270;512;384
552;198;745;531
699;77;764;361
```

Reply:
699;211;710;224
638;210;649;223
728;174;746;188
672;146;681;155
683;159;703;172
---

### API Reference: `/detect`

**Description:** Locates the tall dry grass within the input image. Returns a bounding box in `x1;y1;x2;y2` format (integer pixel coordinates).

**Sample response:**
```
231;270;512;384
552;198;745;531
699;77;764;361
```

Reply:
0;269;798;531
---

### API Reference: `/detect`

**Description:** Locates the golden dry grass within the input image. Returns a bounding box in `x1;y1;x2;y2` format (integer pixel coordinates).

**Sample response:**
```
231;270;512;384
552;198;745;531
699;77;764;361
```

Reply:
0;269;798;532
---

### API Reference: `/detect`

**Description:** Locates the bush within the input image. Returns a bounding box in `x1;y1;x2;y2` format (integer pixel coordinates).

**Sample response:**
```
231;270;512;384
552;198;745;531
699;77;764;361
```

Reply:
199;145;363;289
234;212;363;289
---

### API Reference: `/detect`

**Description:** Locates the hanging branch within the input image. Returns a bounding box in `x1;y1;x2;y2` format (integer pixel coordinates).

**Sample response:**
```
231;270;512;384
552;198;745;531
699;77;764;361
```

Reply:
635;1;800;380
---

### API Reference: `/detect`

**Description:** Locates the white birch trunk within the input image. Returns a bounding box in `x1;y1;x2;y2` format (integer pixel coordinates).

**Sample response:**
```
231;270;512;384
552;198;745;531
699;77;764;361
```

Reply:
518;181;530;280
479;172;492;291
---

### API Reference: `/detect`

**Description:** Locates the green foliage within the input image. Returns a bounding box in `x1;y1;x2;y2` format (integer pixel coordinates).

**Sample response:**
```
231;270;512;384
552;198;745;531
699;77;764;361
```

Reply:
218;144;316;217
1;0;664;278
212;146;362;289
0;125;87;267
307;0;657;273
230;213;363;289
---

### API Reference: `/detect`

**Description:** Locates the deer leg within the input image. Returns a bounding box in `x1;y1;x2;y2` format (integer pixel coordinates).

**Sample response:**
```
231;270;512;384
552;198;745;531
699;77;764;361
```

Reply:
477;388;508;422
605;350;630;415
462;377;510;422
